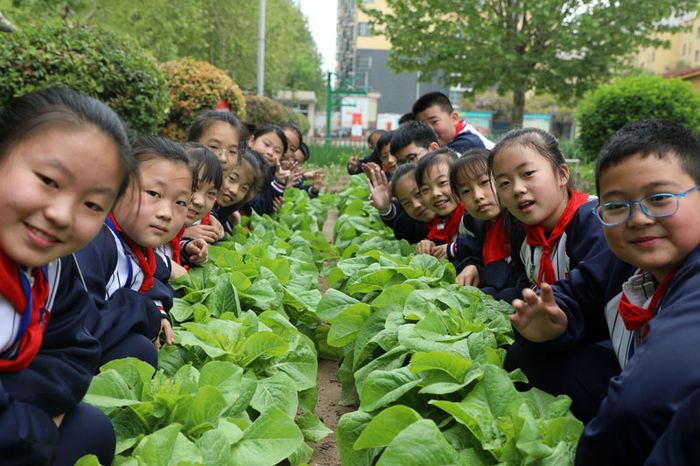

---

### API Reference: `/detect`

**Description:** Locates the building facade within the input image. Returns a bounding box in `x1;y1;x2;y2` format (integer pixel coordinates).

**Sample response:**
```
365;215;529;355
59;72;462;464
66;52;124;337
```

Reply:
336;0;453;126
635;12;699;74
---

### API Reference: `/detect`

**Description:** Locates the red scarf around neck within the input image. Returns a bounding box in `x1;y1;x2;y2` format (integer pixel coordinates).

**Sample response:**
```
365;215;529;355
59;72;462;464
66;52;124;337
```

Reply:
108;213;155;293
618;270;677;342
523;190;589;288
454;120;467;139
0;250;49;371
482;213;510;264
168;225;185;265
427;203;466;244
201;212;211;226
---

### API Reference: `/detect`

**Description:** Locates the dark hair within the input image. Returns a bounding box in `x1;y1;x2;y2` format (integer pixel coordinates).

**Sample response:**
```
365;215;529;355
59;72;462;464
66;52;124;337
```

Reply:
390;121;438;156
390;162;417;197
252;124;288;156
376;130;393;153
280;121;303;149
243;121;257;136
297;142;310;162
414;146;459;186
488;127;568;186
398;112;414;126
181;142;223;191
449;148;491;197
412;91;454;117
132;135;195;191
0;87;135;200
186;110;248;145
596;119;700;194
244;149;270;194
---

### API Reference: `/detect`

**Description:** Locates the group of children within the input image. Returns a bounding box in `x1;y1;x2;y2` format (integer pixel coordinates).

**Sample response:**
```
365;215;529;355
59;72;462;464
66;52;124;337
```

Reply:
352;91;700;464
0;88;324;465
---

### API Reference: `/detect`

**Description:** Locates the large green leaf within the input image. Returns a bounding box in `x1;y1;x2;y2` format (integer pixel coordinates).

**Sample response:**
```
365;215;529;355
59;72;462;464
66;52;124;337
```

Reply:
337;410;381;466
295;412;333;442
229;407;304;466
132;424;202;466
198;361;243;406
327;302;372;347
241;331;289;367
250;372;298;418
354;405;422;449
316;288;361;322
376;419;467;466
359;366;423;412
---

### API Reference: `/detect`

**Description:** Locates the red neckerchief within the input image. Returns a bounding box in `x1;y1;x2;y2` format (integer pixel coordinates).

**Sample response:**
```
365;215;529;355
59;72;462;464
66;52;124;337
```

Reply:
454;120;467;139
168;225;185;265
0;250;49;371
427;203;466;243
523;190;589;288
201;213;211;226
618;270;677;342
482;213;510;264
108;213;155;293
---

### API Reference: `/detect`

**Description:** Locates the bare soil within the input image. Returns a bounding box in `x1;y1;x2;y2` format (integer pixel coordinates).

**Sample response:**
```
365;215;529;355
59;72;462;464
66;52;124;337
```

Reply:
307;209;353;466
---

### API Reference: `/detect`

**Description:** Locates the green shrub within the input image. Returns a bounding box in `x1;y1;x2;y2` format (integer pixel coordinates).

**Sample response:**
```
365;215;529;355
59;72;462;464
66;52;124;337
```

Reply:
0;20;169;135
577;75;700;159
160;57;246;141
244;95;311;136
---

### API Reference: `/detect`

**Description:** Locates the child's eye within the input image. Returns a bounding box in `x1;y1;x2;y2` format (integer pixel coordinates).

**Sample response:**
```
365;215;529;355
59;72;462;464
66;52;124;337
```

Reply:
498;180;510;189
523;171;535;177
85;201;103;212
481;179;491;186
39;174;58;188
207;191;218;198
147;190;161;198
241;186;248;193
208;145;220;152
439;181;448;186
176;200;188;207
460;188;471;196
646;194;674;204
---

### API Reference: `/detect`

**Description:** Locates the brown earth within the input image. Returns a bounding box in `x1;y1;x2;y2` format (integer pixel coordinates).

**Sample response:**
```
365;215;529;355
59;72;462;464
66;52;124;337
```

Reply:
307;209;354;466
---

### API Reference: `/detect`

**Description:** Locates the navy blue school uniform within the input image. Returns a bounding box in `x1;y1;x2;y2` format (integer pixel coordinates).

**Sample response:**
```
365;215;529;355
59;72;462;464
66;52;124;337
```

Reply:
211;202;239;235
379;202;429;244
74;223;172;369
645;386;700;466
248;178;285;216
447;122;495;155
574;244;700;465
0;255;114;465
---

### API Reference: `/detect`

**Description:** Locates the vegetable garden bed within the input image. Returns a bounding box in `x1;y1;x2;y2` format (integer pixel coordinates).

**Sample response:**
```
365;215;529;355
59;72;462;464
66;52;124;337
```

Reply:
80;176;583;466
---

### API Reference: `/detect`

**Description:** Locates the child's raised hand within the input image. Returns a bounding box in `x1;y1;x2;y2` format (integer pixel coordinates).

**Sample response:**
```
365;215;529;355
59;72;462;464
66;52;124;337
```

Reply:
416;239;435;255
349;148;363;171
510;283;568;343
311;170;325;195
184;224;220;244
457;264;480;287
158;318;174;350
366;165;391;213
272;196;284;212
229;211;242;227
185;238;209;265
432;244;449;259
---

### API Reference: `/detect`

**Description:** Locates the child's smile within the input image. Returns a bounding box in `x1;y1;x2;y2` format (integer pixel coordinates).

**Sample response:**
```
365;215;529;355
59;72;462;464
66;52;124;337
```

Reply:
599;153;700;282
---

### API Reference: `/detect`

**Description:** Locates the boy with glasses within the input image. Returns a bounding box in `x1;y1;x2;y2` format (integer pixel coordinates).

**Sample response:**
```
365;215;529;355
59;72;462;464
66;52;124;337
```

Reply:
508;119;700;464
390;121;440;166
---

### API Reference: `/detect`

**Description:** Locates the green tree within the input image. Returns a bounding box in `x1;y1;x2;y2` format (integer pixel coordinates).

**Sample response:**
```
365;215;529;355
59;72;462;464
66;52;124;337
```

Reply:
362;0;699;127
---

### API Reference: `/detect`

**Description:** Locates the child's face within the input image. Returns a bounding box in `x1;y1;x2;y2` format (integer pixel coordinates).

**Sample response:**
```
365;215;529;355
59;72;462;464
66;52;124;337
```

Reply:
455;169;501;221
379;143;397;174
0;126;122;267
113;159;192;248
598;153;700;282
419;161;459;216
394;174;436;222
250;132;284;168
493;144;569;232
414;104;459;147
217;161;254;207
394;142;433;165
199;121;240;174
292;149;306;165
186;169;218;226
282;128;300;163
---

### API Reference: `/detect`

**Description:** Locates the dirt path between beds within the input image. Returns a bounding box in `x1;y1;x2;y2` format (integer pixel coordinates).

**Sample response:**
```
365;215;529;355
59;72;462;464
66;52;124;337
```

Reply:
307;209;354;466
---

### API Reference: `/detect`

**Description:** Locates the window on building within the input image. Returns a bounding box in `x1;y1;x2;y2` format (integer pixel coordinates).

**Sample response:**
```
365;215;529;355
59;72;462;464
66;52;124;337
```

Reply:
683;43;687;56
449;89;463;106
697;27;700;38
362;0;375;3
356;55;372;70
696;50;699;61
358;22;372;36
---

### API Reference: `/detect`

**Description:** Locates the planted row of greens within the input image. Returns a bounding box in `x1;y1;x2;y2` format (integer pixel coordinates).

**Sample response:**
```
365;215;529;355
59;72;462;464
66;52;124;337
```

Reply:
324;176;584;465
84;188;336;466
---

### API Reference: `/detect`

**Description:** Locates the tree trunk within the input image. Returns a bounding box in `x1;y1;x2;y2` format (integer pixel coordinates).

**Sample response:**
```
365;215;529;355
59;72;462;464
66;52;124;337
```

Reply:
0;9;19;32
511;80;526;129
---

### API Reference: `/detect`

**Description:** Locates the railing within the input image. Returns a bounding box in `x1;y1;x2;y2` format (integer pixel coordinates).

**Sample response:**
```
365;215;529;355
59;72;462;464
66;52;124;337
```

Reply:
306;137;367;148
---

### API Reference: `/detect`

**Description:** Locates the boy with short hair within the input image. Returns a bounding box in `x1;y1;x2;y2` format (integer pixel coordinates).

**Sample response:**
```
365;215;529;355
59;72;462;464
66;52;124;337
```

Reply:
508;119;700;464
412;91;494;154
390;121;440;165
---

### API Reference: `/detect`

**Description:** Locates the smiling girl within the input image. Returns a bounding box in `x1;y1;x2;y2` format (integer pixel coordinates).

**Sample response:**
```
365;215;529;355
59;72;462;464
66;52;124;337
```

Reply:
0;88;138;465
489;128;608;296
75;136;194;371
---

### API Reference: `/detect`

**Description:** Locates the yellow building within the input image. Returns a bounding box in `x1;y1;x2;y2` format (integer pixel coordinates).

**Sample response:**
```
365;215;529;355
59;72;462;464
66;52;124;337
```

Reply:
635;12;699;74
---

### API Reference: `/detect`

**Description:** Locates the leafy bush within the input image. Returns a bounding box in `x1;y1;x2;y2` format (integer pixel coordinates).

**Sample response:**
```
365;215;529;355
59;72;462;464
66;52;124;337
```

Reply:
0;20;169;135
160;57;246;141
244;95;311;136
577;75;700;159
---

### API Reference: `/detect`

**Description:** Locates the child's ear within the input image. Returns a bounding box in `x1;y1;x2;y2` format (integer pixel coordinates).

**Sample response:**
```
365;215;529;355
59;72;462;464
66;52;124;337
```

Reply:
451;111;460;124
429;141;439;151
558;164;570;186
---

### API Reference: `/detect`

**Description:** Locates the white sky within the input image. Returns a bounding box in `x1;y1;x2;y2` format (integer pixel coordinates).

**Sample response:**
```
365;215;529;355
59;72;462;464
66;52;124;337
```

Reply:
298;0;338;73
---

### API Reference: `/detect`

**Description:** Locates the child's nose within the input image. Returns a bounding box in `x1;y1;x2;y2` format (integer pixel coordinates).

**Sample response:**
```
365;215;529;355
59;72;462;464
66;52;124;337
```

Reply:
44;198;73;228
